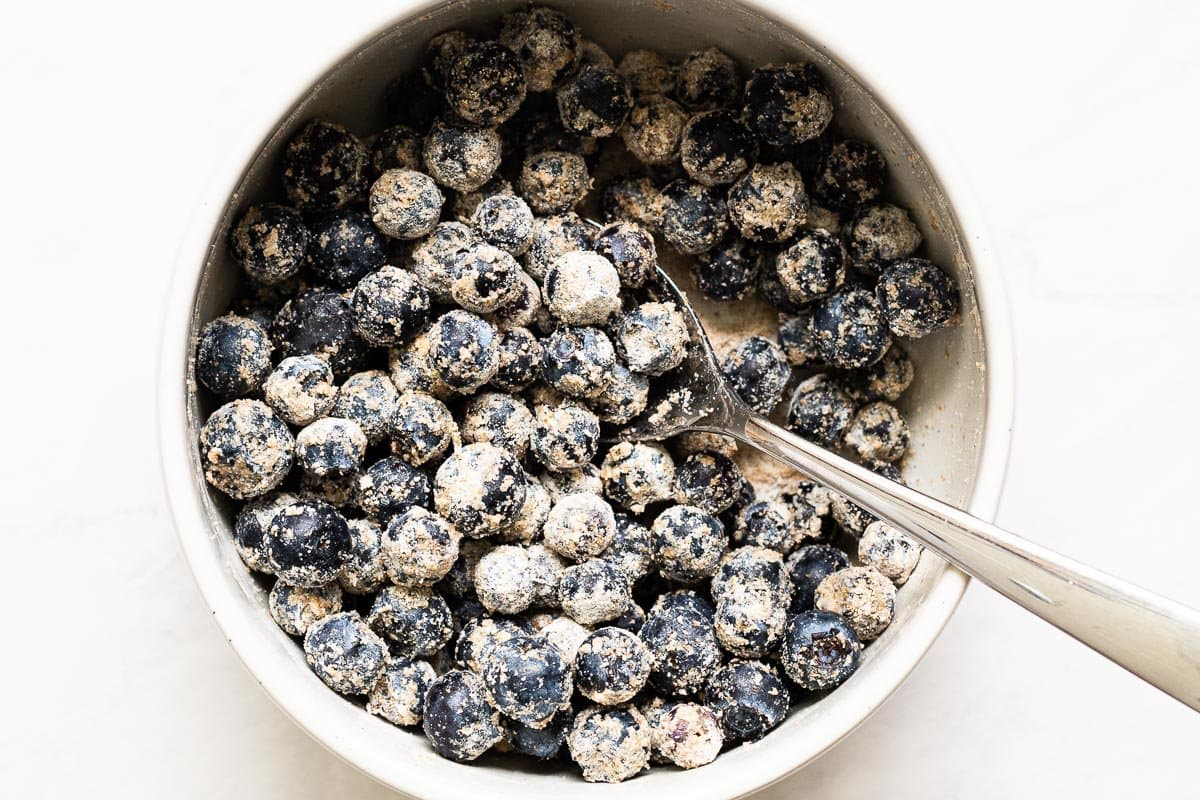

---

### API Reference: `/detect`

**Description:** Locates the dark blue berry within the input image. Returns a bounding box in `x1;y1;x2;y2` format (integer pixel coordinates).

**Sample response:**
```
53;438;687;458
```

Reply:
271;289;370;379
811;288;891;369
308;209;386;288
721;335;791;414
541;326;616;399
282;121;369;212
480;634;573;726
813;139;886;212
743;64;832;150
303;611;386;695
368;585;453;658
423;669;503;761
780;610;862;691
639;591;721;696
195;315;273;399
692;237;761;301
785;544;851;613
704;660;789;741
264;498;351;588
357;456;432;521
876;258;960;338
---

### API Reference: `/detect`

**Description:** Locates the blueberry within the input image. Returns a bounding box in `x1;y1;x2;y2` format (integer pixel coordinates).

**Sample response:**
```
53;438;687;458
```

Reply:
601;173;665;233
368;585;453;657
592;221;658;288
271;289;370;379
680;109;756;186
303;611;387;695
540;326;615;399
785;544;851;613
434;442;527;537
498;6;579;92
813;139;887;212
727;162;809;243
199;400;295;500
282;121;369;212
232;491;296;573
844;203;922;275
524;212;595;282
674;452;744;515
349;266;430;346
639;590;721;696
518;150;591;215
660;180;729;255
842;343;914;403
330;371;401;445
843;401;910;463
295;417;367;478
600;513;655;584
474;545;535;615
567;706;652;783
544;251;622;326
382;506;461;588
557;65;632;138
675;47;740;111
367;657;437;727
195;314;273;398
448;243;523;314
704;660;789;741
481;633;573;726
264;498;351;588
307;210;386;288
615;302;689;376
651;504;727;584
229;203;309;284
390;390;456;466
786;374;856;447
721;335;791;414
369;124;424;175
777;309;820;367
574;627;652;705
421;30;478;91
743;64;833;150
423;118;502;193
618;49;677;97
622;94;688;166
471;193;535;256
491;327;544;391
559;559;631;626
600;442;676;514
422;669;503;761
542;492;617;561
427;310;501;392
504;709;572;759
462;392;534;458
780;610;862;692
811;288;891;369
693;236;762;301
732;499;797;553
531;401;601;472
357;456;432;521
875;258;960;338
774;228;847;305
589;365;649;426
409;221;476;301
262;355;336;426
454;615;533;672
338;518;388;595
268;579;342;636
446;41;527;126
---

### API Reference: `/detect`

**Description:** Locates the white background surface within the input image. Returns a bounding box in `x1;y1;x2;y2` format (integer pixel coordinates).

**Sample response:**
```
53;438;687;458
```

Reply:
2;1;1199;797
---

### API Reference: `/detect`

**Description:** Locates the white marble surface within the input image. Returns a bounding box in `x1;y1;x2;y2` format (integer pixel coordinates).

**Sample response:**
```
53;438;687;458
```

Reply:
3;1;1199;797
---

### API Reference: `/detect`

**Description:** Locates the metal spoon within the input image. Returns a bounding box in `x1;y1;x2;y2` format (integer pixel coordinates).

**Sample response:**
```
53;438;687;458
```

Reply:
616;266;1200;711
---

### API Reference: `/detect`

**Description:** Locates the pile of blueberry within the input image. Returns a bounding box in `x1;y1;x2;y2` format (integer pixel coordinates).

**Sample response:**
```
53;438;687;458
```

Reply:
194;5;957;783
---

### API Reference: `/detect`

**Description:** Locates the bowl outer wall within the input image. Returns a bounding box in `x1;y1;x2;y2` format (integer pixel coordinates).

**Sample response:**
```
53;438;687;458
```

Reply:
157;2;1015;798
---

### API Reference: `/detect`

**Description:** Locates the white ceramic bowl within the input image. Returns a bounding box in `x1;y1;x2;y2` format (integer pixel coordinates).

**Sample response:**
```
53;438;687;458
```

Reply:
159;1;1014;797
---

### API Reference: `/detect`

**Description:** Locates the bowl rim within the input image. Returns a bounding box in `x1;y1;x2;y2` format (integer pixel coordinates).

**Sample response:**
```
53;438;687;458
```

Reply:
157;2;1015;797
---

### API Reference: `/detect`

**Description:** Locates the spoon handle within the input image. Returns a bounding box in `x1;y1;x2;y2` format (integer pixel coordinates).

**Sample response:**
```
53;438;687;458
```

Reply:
734;412;1200;712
